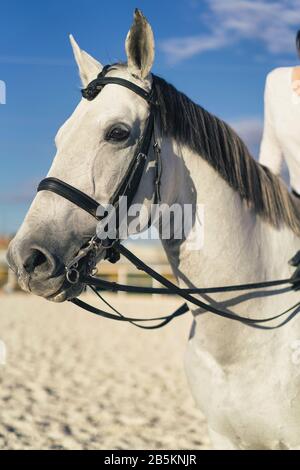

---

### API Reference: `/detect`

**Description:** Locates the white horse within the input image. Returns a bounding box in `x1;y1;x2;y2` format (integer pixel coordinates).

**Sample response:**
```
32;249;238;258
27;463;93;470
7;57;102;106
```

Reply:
8;10;300;449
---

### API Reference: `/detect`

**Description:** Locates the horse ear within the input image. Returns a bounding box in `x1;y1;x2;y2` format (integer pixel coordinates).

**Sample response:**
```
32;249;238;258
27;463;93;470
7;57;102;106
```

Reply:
125;9;155;79
69;34;103;87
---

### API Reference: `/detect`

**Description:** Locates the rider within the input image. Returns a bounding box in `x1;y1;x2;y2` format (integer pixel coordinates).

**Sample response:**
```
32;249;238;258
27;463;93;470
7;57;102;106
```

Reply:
259;30;300;281
259;30;300;197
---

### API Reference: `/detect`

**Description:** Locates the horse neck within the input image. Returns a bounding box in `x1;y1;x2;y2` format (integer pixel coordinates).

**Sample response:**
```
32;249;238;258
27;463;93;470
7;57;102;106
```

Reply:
160;140;300;291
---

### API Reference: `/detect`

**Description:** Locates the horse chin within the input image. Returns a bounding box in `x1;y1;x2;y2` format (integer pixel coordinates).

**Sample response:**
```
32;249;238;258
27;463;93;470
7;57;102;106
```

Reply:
46;282;85;303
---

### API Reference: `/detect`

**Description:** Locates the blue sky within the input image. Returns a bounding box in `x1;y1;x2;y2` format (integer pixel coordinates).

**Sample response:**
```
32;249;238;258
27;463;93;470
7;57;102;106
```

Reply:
0;0;299;234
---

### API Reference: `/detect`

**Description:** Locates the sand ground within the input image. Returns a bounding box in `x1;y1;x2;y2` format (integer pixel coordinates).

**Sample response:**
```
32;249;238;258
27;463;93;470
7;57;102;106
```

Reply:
0;292;210;450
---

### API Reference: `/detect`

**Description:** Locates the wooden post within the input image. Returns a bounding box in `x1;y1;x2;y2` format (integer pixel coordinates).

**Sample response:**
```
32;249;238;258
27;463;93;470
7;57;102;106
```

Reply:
4;268;18;293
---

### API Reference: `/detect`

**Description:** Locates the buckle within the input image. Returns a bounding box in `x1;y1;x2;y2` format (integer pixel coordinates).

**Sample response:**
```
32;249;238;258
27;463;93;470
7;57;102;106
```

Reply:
137;152;147;161
66;267;80;284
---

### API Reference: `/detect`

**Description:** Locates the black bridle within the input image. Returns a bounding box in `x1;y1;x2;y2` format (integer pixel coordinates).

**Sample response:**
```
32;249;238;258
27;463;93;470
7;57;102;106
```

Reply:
37;67;300;330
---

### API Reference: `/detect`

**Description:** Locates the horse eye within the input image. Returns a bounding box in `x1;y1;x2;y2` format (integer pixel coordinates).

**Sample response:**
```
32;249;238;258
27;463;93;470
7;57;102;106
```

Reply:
106;125;130;142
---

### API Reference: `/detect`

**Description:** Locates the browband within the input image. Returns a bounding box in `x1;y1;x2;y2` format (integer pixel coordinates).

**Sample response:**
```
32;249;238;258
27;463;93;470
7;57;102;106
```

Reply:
81;75;154;103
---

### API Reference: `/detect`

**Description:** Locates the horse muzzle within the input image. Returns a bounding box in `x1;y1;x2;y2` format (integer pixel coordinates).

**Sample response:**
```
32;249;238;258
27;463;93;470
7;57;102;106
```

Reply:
6;238;77;301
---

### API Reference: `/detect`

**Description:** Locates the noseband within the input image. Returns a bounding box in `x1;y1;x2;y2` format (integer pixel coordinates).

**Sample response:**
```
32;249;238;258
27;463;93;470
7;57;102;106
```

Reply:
37;67;300;330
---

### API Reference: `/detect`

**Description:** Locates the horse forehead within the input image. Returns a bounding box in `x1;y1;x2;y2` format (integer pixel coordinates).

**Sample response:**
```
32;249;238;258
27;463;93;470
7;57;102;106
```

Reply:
98;84;141;110
95;65;152;106
58;67;151;136
84;82;150;126
99;75;151;111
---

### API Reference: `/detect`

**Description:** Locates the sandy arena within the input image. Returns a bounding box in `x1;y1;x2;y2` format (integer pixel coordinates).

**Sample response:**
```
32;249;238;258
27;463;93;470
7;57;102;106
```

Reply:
0;292;210;450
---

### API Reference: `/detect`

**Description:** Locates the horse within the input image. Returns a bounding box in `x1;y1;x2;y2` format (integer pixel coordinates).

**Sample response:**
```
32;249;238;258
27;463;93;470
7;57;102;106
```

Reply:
7;9;300;449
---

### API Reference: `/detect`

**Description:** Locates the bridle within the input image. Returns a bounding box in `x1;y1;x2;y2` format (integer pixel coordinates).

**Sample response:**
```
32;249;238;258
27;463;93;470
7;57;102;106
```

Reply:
37;66;300;330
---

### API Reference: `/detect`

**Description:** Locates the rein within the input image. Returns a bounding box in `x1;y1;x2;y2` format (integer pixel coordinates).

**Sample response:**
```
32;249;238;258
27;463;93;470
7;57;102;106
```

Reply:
37;67;300;330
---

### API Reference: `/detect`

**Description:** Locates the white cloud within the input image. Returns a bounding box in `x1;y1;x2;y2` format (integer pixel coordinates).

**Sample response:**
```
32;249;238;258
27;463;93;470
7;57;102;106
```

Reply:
229;117;263;158
161;32;229;62
160;0;300;63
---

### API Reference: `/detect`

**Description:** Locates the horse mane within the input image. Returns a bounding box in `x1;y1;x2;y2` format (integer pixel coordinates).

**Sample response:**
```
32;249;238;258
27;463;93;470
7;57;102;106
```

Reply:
153;74;300;235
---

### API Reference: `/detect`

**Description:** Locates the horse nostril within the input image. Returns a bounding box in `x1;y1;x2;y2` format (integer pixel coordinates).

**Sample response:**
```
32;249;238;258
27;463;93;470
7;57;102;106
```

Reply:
23;249;54;276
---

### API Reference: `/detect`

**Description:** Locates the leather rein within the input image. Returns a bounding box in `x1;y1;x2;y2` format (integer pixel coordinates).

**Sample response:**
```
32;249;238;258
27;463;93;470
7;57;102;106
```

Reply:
37;67;300;330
